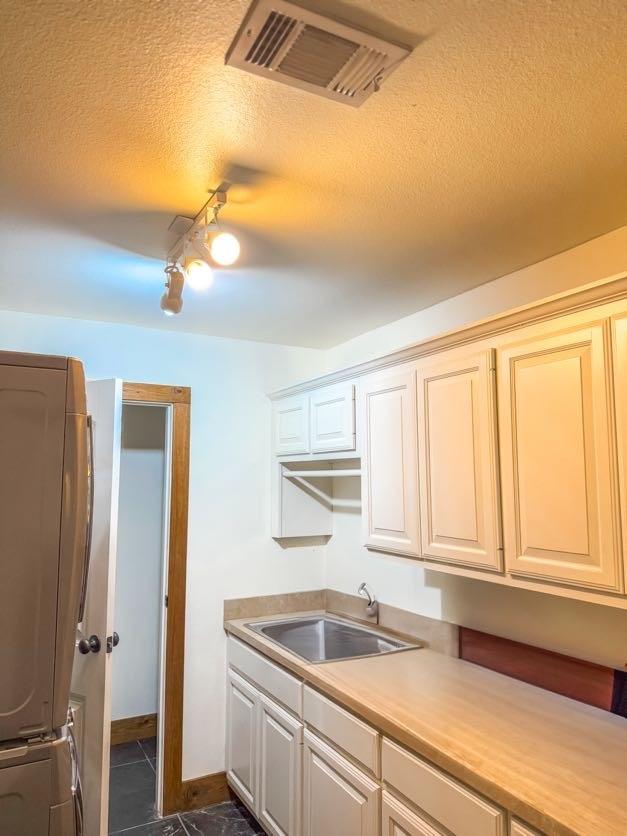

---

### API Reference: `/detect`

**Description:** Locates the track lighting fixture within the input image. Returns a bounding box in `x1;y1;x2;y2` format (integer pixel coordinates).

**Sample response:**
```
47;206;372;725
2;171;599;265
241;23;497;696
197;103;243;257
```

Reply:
160;264;184;316
162;187;241;313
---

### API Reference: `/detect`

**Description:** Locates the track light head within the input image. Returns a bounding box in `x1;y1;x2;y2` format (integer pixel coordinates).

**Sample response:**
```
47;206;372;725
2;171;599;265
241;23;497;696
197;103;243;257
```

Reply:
210;231;240;266
183;256;214;291
161;264;184;316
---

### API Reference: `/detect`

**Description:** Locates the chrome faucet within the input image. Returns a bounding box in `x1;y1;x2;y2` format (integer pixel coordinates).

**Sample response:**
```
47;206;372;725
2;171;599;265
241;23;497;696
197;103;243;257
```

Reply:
358;582;378;620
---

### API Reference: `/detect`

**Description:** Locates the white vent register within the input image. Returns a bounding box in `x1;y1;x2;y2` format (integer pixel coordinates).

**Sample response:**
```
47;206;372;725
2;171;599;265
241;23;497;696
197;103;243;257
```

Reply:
226;0;411;107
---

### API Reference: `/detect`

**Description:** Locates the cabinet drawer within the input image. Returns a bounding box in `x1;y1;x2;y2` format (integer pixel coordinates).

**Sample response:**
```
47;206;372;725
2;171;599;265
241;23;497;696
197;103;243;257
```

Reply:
510;819;541;836
382;738;505;836
304;686;380;777
382;790;446;836
227;637;302;716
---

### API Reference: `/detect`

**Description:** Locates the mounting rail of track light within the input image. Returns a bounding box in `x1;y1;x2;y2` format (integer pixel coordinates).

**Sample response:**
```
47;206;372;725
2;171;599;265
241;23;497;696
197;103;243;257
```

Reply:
161;188;241;315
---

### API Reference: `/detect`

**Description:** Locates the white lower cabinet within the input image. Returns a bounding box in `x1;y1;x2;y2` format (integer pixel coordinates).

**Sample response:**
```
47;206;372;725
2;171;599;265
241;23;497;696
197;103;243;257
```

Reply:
226;667;303;836
382;791;445;836
303;730;380;836
226;668;259;810
258;693;303;836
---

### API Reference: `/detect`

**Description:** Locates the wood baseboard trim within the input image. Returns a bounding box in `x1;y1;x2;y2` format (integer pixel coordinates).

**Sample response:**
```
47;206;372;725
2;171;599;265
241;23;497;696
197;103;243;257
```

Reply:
171;771;232;814
111;713;157;745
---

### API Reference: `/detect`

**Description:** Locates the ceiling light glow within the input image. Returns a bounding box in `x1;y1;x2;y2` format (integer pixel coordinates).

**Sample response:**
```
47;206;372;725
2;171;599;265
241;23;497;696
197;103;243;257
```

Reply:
184;257;214;291
210;232;240;266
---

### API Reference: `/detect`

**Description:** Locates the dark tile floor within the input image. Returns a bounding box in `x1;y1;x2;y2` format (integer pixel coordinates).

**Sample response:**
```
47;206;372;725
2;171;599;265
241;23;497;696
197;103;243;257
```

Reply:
108;738;264;835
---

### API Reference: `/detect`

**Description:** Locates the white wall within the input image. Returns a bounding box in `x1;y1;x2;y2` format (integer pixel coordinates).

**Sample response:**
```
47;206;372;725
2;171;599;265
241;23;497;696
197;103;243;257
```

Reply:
324;228;627;669
112;404;166;722
0;310;327;779
327;226;627;369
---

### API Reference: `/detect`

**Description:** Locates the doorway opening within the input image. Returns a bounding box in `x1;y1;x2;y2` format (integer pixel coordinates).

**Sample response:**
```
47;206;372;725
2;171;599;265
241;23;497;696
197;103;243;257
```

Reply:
108;402;168;834
107;381;190;833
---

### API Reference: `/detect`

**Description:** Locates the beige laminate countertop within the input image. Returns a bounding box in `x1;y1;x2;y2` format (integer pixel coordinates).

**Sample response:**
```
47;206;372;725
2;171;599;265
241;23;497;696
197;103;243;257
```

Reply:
225;613;627;836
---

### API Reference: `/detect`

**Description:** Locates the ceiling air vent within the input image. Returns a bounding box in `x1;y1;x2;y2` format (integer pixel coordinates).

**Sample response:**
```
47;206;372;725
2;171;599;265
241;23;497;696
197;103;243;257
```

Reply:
226;0;411;107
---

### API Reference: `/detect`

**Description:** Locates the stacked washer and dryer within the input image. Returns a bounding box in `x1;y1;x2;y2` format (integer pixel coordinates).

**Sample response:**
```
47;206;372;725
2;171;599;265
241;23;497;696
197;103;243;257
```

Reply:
0;350;91;836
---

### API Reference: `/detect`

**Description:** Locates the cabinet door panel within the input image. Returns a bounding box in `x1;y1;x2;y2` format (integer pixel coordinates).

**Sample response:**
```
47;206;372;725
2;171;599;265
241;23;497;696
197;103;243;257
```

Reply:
416;348;501;570
303;731;379;836
382;791;445;836
258;694;302;836
498;322;621;591
226;669;258;811
310;383;355;453
274;395;310;456
612;314;627;585
362;371;420;556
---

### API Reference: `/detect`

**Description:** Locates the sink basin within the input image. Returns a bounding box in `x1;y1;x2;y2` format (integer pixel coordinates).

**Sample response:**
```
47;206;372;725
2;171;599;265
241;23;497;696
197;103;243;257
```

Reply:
246;615;419;663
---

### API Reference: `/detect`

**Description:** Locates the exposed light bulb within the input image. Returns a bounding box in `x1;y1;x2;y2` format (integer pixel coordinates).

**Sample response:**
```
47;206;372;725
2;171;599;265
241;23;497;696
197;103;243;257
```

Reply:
184;257;214;291
210;232;240;266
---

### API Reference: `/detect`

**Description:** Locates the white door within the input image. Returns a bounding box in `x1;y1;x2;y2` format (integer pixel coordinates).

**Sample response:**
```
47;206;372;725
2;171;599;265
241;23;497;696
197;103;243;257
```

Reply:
258;693;303;836
361;370;420;556
71;379;123;836
416;347;502;571
226;668;259;811
303;730;379;836
498;323;622;591
310;383;356;453
274;395;310;455
382;790;445;836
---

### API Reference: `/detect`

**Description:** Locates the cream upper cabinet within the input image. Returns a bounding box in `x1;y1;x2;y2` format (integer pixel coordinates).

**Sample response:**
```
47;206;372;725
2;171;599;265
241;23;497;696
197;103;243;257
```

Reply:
361;370;420;556
497;321;622;592
303;730;379;836
226;668;259;811
274;395;310;455
416;347;502;571
612;313;627;582
258;693;303;836
310;383;355;453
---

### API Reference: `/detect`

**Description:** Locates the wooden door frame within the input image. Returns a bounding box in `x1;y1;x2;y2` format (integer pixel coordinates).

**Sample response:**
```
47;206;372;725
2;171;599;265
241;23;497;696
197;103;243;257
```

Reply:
121;381;190;816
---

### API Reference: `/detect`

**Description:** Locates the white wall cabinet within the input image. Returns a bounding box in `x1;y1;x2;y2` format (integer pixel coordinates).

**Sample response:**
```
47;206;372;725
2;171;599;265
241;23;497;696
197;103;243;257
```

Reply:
612;313;627;583
310;383;355;453
258;693;303;836
361;370;420;556
416;347;502;571
498;321;622;592
273;384;355;457
303;730;379;836
274;395;311;455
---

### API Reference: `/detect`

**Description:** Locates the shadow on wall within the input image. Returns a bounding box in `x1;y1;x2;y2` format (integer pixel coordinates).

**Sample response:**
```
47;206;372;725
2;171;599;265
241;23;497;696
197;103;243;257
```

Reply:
423;569;627;669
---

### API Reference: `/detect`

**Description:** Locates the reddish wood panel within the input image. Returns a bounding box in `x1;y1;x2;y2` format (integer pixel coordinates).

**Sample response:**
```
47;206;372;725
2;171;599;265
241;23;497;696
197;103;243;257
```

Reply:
459;627;615;710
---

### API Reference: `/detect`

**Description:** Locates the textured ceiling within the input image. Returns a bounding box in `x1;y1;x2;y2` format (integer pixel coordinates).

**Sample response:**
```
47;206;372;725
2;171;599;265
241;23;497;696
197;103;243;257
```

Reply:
0;0;625;347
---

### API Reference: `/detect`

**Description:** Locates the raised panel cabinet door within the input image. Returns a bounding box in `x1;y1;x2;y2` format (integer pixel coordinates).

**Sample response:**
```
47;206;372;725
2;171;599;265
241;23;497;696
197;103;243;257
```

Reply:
258;693;303;836
381;791;445;836
362;370;420;556
274;395;310;456
498;321;622;591
310;383;356;453
612;314;627;585
226;668;259;811
303;731;379;836
416;347;502;571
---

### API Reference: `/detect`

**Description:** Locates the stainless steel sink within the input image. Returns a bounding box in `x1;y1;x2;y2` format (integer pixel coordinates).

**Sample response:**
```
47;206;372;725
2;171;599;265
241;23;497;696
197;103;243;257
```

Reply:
246;615;419;663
